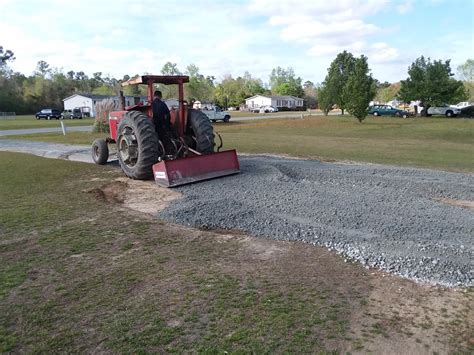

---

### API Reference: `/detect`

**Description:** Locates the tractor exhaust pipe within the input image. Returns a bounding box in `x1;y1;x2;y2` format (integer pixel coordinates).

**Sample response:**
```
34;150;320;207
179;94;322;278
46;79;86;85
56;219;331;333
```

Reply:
119;91;125;110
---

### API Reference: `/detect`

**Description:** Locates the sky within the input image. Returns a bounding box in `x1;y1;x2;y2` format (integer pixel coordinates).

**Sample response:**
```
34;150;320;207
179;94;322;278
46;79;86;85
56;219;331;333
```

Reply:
1;0;473;85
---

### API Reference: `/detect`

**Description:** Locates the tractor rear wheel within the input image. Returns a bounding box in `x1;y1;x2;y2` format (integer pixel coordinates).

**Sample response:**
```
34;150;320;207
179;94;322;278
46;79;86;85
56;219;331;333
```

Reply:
188;109;214;153
116;111;159;180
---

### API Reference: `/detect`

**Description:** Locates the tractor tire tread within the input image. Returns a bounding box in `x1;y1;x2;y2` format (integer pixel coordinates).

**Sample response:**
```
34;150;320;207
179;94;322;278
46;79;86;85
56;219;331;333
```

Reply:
92;138;109;165
188;109;215;153
117;111;159;180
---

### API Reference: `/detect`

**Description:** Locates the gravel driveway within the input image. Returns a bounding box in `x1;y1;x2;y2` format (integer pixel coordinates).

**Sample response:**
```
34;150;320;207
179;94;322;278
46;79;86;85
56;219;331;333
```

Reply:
159;155;474;287
1;140;472;287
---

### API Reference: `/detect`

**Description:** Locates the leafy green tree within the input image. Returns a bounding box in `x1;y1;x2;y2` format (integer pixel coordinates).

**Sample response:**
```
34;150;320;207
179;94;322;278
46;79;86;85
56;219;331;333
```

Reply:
317;85;333;115
0;46;14;64
161;62;181;75
88;72;103;91
185;64;215;102
457;59;474;81
34;60;52;78
269;67;304;98
375;82;400;103
321;51;356;114
398;56;467;114
344;55;376;122
303;80;318;108
457;59;474;102
215;73;265;108
242;71;265;98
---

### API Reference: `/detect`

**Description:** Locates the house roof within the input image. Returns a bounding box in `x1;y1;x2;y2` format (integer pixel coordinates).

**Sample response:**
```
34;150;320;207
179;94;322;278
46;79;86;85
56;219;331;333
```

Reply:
63;93;147;101
245;94;303;101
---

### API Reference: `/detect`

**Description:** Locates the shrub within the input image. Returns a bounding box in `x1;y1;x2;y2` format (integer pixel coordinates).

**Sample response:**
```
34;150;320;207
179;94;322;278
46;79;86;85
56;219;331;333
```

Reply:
93;98;118;133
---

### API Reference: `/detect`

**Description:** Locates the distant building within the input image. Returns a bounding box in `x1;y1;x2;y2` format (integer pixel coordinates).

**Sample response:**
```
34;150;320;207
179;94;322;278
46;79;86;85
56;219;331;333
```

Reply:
62;94;147;117
244;95;304;110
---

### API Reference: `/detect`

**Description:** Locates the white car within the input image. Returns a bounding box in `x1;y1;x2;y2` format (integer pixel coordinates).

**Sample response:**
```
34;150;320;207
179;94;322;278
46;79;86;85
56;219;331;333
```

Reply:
259;105;278;113
451;101;471;109
427;105;461;117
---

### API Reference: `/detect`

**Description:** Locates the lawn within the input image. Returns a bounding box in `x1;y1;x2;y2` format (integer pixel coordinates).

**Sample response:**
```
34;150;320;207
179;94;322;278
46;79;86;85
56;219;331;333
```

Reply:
216;115;474;172
228;110;310;117
0;152;472;353
5;115;474;172
0;115;94;130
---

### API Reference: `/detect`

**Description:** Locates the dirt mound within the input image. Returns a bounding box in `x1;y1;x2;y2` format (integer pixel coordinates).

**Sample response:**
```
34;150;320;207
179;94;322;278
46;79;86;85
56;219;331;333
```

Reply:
85;178;181;215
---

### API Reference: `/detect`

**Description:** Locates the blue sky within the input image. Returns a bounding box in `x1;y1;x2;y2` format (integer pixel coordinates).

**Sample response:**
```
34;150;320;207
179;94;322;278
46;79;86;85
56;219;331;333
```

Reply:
1;0;472;85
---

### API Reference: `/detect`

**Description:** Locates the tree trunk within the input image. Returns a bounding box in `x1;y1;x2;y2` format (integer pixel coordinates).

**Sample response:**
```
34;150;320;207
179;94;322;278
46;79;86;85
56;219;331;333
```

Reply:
420;105;431;117
341;108;345;115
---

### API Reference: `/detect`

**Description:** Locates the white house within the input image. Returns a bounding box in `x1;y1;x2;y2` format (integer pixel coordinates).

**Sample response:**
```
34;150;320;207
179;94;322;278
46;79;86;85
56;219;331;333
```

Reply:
63;94;147;117
244;95;304;110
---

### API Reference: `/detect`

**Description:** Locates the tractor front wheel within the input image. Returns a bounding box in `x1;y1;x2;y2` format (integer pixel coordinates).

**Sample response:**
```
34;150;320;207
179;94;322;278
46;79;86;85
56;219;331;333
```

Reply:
116;111;159;180
91;138;109;165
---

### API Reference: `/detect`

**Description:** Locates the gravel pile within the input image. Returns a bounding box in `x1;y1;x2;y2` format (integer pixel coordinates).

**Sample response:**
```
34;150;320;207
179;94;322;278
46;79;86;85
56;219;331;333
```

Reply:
159;155;474;287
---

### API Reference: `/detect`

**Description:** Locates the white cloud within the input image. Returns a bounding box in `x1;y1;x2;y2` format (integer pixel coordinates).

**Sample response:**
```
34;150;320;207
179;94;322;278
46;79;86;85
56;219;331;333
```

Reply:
1;0;469;85
249;0;399;63
397;1;413;14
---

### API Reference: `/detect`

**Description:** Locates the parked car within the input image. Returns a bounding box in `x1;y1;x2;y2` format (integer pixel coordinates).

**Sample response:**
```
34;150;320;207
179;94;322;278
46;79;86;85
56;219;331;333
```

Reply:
459;105;474;118
427;105;461;117
72;108;84;119
201;106;231;123
259;105;278;113
35;108;63;120
451;101;472;109
368;105;409;118
62;109;73;119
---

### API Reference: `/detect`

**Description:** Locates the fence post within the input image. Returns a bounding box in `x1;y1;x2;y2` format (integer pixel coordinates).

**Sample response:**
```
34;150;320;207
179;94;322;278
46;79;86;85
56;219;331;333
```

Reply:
60;121;67;135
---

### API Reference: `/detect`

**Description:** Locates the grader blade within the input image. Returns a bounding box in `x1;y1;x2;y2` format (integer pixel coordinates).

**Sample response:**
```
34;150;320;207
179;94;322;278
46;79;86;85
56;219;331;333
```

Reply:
152;150;240;187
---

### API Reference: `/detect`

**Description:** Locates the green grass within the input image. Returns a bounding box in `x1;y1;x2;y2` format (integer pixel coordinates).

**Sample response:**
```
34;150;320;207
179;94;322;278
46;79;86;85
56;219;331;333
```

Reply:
0;152;356;353
214;115;474;172
6;115;472;172
1;152;472;353
0;115;94;130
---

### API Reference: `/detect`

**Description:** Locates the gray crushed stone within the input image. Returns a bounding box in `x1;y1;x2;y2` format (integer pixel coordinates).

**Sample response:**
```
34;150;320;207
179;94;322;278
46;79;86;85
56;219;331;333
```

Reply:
159;155;474;287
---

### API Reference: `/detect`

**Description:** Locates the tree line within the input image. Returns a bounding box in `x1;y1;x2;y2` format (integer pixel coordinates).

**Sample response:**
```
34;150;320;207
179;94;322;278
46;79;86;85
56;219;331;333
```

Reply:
0;47;311;115
318;51;469;121
0;45;472;120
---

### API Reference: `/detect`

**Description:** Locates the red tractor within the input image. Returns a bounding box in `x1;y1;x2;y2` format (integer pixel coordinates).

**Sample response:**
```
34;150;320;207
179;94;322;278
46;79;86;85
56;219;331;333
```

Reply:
91;75;239;187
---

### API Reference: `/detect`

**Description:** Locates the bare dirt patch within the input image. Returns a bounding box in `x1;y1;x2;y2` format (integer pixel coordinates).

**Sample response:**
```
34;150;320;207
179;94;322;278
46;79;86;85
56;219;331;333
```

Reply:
84;177;181;214
434;197;474;210
81;177;473;353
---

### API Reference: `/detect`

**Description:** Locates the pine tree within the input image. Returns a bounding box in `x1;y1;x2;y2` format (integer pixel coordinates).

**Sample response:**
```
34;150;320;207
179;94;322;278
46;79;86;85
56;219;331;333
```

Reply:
345;55;376;122
321;51;356;115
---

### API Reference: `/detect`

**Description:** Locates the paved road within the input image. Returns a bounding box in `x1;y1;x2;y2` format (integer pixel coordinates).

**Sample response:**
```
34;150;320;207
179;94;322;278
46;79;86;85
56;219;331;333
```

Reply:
231;111;342;121
0;139;98;163
0;125;93;136
0;112;344;136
